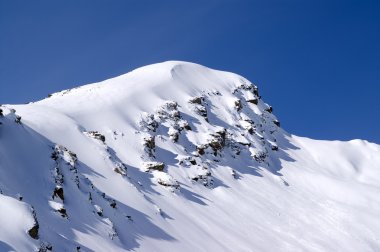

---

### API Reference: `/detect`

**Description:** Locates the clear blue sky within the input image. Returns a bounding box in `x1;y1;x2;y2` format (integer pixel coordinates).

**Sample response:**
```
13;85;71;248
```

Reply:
1;0;379;143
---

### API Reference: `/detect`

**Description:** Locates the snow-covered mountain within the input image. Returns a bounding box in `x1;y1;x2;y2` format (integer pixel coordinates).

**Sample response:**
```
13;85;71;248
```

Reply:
0;61;379;252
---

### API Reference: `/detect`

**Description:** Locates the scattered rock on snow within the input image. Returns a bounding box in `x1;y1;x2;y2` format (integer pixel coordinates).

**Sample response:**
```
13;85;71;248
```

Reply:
188;96;203;105
15;115;22;124
85;131;106;143
28;224;39;240
265;106;273;113
142;161;165;172
113;164;127;176
52;186;64;201
110;200;117;209
94;205;103;216
57;207;68;218
28;207;39;239
253;150;268;163
38;242;53;251
271;144;279;151
246;98;258;105
168;127;179;142
234;99;242;111
143;135;155;149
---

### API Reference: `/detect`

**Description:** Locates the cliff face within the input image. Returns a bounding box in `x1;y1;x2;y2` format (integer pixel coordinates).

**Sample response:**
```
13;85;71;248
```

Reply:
0;61;379;252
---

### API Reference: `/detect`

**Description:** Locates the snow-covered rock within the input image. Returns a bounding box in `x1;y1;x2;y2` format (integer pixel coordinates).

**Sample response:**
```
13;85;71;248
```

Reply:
0;61;379;251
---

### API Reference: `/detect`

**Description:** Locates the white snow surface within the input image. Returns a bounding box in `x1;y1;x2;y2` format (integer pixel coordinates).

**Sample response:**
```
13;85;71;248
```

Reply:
0;61;379;251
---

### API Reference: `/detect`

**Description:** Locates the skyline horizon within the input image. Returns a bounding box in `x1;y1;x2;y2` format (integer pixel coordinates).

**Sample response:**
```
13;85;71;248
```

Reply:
1;0;379;143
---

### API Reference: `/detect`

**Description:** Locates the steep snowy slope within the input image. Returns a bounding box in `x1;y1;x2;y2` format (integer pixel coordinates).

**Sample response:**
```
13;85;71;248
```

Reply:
0;61;379;252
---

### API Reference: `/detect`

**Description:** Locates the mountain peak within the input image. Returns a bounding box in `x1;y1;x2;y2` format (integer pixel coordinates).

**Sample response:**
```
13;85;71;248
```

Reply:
39;61;249;105
1;62;379;251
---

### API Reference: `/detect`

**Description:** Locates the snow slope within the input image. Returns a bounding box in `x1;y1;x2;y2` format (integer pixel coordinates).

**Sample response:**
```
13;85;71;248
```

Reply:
0;61;379;252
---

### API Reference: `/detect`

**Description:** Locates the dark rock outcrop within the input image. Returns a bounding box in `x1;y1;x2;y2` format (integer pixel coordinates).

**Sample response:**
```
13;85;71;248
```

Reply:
143;161;165;172
53;186;64;201
28;207;39;239
86;131;106;143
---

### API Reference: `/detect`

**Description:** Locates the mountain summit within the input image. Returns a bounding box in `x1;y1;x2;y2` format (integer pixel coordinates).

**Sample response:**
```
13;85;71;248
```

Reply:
1;61;379;252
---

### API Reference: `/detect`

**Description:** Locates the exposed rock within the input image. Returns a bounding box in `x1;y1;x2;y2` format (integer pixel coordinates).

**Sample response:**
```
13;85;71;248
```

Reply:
209;139;223;153
85;131;106;143
143;135;156;157
191;169;213;187
196;145;206;155
113;164;127;176
208;129;227;155
53;145;77;166
253;86;259;96
28;225;39;240
188;96;203;104
94;205;103;216
247;126;254;134
164;100;178;110
157;178;180;189
53;166;64;185
195;105;208;121
237;141;251;147
179;156;197;166
51;145;79;187
271;145;279;151
110;200;117;208
53;186;64;201
188;96;208;121
171;110;181;120
67;151;78;163
240;119;255;134
139;113;158;132
273;120;280;127
143;136;155;149
179;120;192;131
231;169;238;179
57;207;68;218
0;108;3;117
38;242;53;252
143;161;165;172
234;99;242;111
253;150;268;163
50;151;59;161
156;101;180;120
246;98;258;105
16;193;23;201
15;115;22;124
28;207;39;240
265;106;273;113
168;128;179;142
236;83;253;91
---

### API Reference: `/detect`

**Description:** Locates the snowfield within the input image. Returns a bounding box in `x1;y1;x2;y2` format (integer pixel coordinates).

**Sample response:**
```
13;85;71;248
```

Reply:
0;61;379;251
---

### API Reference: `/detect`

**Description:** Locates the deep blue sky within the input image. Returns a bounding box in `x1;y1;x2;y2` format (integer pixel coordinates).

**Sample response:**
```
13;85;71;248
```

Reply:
1;0;379;143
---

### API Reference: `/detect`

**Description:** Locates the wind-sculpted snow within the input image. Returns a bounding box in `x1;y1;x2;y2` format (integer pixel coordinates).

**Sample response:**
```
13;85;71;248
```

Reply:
0;61;379;251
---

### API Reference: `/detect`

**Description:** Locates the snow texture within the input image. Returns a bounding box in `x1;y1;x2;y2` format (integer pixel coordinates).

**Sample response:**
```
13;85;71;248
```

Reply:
0;61;379;251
